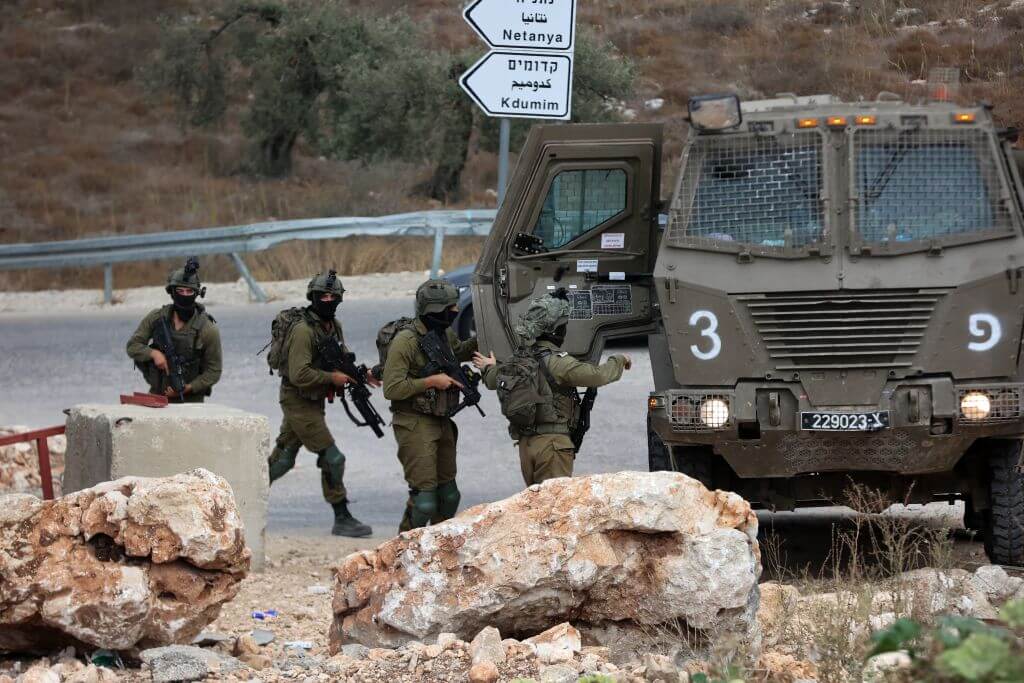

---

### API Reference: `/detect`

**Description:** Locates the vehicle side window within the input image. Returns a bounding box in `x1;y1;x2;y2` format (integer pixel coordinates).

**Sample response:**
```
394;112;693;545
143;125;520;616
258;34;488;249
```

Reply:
533;169;627;248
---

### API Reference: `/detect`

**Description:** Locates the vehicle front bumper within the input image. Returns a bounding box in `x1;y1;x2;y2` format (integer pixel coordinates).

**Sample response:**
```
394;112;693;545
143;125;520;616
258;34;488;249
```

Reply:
649;378;1024;477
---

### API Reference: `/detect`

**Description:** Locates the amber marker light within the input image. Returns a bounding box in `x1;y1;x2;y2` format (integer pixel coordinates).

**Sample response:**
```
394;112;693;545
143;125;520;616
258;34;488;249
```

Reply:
826;116;848;127
648;395;666;411
953;112;976;124
855;115;877;125
796;117;819;129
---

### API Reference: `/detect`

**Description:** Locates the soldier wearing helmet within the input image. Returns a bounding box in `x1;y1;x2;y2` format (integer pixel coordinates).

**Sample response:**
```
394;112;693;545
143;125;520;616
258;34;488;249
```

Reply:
381;278;478;531
266;270;379;537
126;257;222;403
473;290;631;486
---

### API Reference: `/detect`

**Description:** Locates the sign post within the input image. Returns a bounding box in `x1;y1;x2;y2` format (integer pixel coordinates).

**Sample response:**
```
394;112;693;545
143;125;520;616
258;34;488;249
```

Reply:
460;0;577;207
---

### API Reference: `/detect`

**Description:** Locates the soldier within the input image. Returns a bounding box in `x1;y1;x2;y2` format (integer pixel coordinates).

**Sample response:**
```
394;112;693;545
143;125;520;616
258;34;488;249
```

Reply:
126;258;222;403
266;271;377;537
381;279;478;531
473;291;631;486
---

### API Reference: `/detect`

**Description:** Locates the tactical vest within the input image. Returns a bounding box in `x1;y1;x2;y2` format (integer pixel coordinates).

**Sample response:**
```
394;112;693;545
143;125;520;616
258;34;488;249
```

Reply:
516;350;581;439
280;311;344;401
391;326;462;418
141;305;211;395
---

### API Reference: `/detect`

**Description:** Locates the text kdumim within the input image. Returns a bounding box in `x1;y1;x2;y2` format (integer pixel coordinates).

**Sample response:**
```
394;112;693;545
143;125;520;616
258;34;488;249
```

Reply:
506;58;560;73
502;29;565;46
500;97;562;112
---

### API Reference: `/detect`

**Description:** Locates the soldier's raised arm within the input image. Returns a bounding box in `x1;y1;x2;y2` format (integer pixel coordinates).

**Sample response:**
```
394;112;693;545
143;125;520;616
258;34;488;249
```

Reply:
548;352;629;388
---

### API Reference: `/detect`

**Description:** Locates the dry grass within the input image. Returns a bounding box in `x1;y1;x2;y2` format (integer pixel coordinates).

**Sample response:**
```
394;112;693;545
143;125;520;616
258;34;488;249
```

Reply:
2;0;1022;290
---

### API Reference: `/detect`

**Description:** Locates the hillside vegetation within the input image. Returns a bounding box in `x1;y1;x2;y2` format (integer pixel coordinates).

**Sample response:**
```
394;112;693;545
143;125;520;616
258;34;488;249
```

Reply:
1;0;1022;289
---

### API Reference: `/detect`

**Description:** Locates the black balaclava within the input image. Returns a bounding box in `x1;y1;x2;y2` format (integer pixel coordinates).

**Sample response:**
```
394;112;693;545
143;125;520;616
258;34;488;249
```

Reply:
312;297;341;320
171;291;198;322
421;308;458;331
539;322;568;346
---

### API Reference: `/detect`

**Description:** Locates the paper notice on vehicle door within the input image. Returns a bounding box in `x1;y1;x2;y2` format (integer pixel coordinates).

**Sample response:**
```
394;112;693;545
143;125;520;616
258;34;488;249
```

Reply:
567;290;593;320
601;233;625;249
576;259;598;273
592;285;632;316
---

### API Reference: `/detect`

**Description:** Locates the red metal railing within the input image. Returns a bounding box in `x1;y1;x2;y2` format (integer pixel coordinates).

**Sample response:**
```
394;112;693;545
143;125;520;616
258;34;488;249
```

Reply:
0;425;64;500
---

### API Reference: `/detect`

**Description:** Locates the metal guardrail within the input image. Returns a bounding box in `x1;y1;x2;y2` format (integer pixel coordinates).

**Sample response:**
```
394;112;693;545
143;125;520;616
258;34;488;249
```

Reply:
0;209;496;303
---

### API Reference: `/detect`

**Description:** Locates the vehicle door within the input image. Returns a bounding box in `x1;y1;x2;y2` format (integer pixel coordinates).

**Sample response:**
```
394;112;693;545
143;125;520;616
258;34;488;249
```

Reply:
473;123;663;360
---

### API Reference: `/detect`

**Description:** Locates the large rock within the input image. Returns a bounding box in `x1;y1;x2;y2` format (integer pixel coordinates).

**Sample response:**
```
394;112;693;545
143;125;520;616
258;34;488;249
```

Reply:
63;404;271;570
0;426;66;497
330;472;761;650
0;469;249;654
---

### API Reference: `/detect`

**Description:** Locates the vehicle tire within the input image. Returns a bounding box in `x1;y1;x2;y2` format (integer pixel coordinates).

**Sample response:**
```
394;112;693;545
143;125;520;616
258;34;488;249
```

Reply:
458;304;475;341
647;414;671;471
983;439;1024;565
647;415;714;488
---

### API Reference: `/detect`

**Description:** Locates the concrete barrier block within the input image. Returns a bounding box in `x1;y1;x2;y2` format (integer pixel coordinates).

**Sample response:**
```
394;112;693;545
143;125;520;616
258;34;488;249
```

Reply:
63;404;271;571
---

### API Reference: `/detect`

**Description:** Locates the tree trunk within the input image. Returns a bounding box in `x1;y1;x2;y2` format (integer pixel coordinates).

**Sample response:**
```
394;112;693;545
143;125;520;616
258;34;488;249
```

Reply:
419;92;474;202
256;129;298;177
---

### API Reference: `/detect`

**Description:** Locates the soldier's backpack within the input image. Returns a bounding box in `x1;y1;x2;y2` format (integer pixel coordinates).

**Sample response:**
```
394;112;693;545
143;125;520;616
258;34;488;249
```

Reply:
263;307;308;375
373;317;418;373
494;348;555;429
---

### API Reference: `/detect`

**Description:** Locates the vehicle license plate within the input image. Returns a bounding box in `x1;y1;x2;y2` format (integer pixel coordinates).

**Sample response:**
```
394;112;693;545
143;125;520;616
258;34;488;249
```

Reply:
800;411;890;431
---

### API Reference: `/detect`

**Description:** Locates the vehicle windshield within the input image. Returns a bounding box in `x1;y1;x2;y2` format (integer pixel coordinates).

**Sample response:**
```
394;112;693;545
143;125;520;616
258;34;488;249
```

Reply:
853;128;1011;244
667;132;825;251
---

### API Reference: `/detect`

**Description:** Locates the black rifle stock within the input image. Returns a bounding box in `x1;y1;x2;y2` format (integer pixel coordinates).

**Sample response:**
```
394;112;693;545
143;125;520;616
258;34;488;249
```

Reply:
153;317;187;401
318;338;386;439
419;329;485;417
570;387;598;451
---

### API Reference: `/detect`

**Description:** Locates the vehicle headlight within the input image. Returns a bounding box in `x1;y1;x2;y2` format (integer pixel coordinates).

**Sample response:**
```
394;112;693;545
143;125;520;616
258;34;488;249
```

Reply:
700;398;730;428
960;391;991;421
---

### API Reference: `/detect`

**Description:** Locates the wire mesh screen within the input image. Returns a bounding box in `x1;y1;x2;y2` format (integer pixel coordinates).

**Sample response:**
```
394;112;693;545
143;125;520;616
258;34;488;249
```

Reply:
667;133;825;250
853;128;1012;244
533;169;627;249
957;386;1023;424
668;391;734;432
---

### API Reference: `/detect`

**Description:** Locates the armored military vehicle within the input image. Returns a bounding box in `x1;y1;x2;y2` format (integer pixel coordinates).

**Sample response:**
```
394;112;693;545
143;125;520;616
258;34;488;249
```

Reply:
473;89;1024;564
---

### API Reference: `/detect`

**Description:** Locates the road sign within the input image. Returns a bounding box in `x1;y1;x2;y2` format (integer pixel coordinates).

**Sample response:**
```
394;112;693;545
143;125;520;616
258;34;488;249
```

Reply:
459;51;573;120
463;0;577;51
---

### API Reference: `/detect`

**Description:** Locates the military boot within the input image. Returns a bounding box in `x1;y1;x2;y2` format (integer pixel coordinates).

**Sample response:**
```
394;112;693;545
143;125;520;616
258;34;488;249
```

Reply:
331;501;372;538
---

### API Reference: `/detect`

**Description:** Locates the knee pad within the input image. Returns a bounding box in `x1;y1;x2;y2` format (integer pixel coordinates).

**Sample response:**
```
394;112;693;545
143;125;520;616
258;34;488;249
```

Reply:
436;481;460;519
409;489;439;528
318;444;346;487
268;444;300;483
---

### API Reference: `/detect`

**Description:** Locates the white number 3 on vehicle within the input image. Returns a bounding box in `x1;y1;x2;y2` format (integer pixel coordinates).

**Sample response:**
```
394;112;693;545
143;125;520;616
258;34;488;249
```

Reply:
689;310;722;360
968;313;1002;352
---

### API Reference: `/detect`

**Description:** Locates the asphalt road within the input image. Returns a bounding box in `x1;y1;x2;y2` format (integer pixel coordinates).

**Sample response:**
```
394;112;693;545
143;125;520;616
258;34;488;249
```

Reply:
0;298;650;537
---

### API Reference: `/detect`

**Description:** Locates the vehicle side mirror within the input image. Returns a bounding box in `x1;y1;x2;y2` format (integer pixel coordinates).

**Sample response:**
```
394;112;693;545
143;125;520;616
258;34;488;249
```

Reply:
688;94;742;132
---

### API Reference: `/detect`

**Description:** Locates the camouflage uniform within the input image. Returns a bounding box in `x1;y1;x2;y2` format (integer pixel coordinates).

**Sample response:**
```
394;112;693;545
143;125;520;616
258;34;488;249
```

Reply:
382;280;477;531
481;294;626;487
266;272;371;537
126;261;221;402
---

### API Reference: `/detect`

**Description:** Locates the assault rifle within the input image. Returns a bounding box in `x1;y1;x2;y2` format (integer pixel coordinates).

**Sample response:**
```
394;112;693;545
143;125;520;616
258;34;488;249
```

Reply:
570;387;598;451
153;317;187;401
318;338;386;439
419;329;485;417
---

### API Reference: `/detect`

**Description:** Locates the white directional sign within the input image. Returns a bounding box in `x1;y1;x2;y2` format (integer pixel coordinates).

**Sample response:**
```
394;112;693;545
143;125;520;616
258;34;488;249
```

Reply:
463;0;577;51
459;51;573;120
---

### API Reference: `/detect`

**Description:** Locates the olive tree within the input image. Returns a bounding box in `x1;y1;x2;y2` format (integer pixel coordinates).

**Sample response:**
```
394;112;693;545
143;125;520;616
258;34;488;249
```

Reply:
146;2;636;199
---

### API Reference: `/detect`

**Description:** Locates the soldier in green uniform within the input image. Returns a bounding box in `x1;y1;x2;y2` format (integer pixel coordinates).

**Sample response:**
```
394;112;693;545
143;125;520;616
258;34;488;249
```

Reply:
473;292;631;487
126;259;222;402
266;271;377;537
382;279;478;531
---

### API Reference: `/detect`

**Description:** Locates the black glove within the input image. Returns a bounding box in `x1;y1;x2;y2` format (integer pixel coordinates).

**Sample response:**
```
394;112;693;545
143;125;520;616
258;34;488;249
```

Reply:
551;287;570;301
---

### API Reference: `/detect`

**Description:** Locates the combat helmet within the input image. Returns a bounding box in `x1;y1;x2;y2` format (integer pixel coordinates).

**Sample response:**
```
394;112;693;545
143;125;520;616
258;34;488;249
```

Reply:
306;270;345;301
165;257;205;297
514;289;571;344
415;279;459;316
